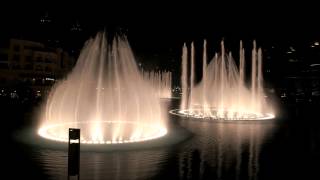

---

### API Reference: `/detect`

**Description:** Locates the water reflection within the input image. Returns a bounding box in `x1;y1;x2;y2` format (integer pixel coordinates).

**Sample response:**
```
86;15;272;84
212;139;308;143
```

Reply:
177;120;275;180
35;149;168;180
38;149;67;179
32;118;274;180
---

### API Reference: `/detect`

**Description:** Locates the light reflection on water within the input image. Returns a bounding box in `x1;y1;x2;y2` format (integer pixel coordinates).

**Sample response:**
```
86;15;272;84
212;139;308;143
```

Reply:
176;120;275;180
35;149;168;180
33;119;275;180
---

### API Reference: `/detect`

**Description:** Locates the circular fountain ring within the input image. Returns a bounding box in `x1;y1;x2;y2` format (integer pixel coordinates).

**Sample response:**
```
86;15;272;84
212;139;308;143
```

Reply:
169;108;275;121
38;121;167;144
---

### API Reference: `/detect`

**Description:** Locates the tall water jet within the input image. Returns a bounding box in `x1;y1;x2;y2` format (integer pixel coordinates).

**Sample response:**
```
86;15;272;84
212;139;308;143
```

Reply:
171;40;274;120
202;40;207;115
238;41;245;113
189;42;195;113
180;43;188;110
251;41;257;112
38;32;167;144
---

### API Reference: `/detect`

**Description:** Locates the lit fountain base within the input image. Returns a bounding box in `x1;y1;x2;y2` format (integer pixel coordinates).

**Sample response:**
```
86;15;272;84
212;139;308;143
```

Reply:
15;120;190;151
170;108;275;121
38;121;167;144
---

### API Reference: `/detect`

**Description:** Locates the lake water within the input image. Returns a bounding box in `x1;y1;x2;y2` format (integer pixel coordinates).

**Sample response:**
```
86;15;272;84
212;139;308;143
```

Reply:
3;100;320;180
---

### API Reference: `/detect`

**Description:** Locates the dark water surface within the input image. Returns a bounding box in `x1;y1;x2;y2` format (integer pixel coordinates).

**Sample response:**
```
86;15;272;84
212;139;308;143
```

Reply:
2;100;320;180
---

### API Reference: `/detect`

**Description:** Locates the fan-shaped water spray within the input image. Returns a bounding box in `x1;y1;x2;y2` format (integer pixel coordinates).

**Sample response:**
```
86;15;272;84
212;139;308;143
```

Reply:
38;33;168;144
171;40;274;120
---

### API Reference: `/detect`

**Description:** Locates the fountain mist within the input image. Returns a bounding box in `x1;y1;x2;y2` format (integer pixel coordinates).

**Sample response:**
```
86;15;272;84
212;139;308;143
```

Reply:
172;40;274;120
142;70;172;99
38;33;167;144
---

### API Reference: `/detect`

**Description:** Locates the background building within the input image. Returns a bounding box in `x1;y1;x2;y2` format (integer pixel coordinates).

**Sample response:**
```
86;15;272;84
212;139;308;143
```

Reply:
0;39;75;102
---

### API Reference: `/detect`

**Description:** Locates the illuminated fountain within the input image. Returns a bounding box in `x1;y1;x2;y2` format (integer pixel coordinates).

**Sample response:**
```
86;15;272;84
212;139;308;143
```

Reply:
142;70;172;99
38;32;167;144
170;40;274;120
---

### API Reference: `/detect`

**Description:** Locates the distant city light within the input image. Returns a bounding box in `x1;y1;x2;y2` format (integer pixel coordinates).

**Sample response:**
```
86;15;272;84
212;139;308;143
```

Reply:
70;21;82;32
311;41;319;48
310;63;320;67
45;78;55;81
36;90;41;97
286;46;296;54
40;12;52;24
289;47;296;52
288;59;298;62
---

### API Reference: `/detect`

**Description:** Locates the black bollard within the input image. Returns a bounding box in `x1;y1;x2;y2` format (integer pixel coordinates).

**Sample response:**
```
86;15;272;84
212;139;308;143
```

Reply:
68;128;80;180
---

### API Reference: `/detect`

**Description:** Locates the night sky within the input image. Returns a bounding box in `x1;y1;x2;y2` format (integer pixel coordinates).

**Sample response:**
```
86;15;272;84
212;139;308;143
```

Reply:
2;4;320;44
0;3;318;87
1;3;320;71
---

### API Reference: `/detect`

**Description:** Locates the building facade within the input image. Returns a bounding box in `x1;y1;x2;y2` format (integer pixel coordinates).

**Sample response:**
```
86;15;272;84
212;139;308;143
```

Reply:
0;39;75;100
